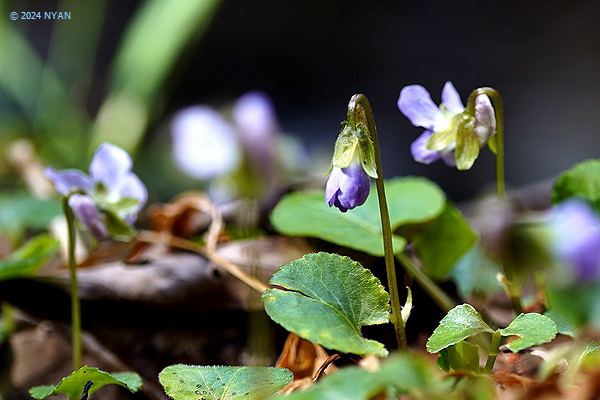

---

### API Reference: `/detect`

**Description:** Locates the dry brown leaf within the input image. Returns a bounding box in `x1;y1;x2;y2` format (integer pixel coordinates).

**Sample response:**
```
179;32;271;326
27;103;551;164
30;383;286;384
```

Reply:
276;333;335;381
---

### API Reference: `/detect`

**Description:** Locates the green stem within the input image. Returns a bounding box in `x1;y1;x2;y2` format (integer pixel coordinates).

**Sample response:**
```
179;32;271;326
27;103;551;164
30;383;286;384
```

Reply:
347;94;407;351
63;196;82;370
467;88;505;201
395;252;455;313
467;88;522;312
484;330;502;373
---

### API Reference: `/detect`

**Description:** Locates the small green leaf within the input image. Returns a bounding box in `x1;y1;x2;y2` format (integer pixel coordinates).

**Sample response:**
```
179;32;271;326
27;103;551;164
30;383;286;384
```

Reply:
552;159;600;212
29;366;142;399
158;365;292;400
262;252;390;357
270;177;445;256
0;235;59;281
500;313;557;353
544;310;579;338
438;341;481;372
426;304;493;353
414;204;478;280
28;386;55;399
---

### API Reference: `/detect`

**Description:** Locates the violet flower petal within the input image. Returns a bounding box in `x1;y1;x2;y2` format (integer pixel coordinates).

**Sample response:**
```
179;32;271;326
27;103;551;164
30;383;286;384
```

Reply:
551;199;600;280
441;81;465;114
440;151;457;167
410;131;442;164
474;94;496;145
89;143;133;194
171;106;241;180
44;167;92;195
325;163;370;212
114;173;148;224
232;91;277;143
68;194;108;239
398;85;443;130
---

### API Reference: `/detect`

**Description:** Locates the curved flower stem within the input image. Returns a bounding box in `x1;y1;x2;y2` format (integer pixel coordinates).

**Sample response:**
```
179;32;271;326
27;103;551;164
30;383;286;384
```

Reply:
63;196;82;370
467;88;505;201
347;94;407;351
466;88;523;312
395;252;455;313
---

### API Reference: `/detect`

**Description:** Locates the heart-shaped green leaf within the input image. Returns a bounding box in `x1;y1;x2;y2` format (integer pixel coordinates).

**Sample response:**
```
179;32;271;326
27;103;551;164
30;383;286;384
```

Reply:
158;365;292;400
270;177;445;256
427;304;493;353
500;313;557;353
552;159;600;212
262;252;390;357
0;234;59;281
29;366;142;399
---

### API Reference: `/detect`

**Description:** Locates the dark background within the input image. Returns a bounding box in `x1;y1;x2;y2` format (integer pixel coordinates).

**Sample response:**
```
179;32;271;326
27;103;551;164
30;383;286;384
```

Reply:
8;0;600;202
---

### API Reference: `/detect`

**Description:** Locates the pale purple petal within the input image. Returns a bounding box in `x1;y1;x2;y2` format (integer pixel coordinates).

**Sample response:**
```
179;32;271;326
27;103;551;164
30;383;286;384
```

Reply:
68;194;108;239
441;81;465;114
171;106;241;180
232;91;277;143
551;199;600;280
398;85;443;130
441;151;456;167
325;163;370;212
44;167;92;195
410;131;442;164
89;143;133;191
474;94;496;145
115;173;148;224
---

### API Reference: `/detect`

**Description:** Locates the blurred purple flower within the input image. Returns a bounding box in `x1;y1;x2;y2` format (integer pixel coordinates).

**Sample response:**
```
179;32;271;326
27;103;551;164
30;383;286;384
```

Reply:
325;161;370;212
550;199;600;281
171;106;241;180
44;142;147;239
398;81;495;167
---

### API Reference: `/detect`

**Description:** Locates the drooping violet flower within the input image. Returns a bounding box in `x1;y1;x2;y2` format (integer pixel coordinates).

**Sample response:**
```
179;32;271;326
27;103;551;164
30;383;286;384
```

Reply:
398;81;495;170
325;161;370;212
44;142;147;239
549;199;600;281
171;106;241;180
325;118;377;213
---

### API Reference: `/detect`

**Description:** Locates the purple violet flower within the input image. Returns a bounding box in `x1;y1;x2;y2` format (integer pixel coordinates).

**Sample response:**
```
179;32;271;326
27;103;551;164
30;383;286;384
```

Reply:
44;142;147;239
171;106;241;180
550;199;600;281
325;161;370;212
398;81;495;168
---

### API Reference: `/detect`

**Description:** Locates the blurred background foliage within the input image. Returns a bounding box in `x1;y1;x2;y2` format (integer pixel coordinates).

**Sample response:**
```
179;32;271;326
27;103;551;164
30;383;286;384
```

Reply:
1;0;600;236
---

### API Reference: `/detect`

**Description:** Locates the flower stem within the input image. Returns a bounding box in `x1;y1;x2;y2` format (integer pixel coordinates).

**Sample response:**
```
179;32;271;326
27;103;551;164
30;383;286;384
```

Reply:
347;94;407;351
467;88;505;201
395;252;455;313
484;329;502;373
63;196;82;370
467;89;522;312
